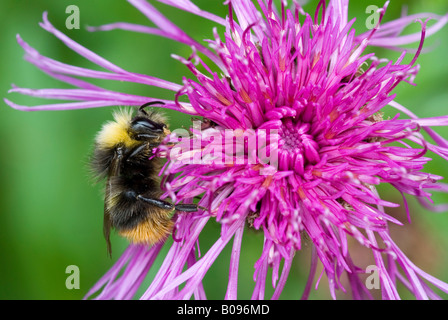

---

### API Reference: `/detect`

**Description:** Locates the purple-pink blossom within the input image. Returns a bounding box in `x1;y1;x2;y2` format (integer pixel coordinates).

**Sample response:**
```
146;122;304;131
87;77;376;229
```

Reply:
5;0;448;300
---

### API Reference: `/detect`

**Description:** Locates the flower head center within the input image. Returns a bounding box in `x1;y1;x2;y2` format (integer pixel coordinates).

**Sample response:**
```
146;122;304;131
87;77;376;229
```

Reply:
278;119;320;173
279;121;310;151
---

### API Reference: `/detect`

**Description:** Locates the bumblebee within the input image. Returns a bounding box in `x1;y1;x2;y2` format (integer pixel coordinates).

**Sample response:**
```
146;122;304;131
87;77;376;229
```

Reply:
91;101;199;256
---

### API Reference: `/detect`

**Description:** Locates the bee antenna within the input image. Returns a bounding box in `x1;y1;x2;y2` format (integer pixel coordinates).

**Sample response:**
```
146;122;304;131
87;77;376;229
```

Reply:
139;101;165;115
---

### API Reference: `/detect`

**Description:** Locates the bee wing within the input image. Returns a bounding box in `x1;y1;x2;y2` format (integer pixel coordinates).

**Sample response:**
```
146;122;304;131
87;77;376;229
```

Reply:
104;180;113;258
104;147;123;257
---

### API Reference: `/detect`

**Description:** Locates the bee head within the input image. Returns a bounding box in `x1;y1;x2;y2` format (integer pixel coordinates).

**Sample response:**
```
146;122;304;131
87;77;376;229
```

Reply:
131;117;166;134
130;101;169;141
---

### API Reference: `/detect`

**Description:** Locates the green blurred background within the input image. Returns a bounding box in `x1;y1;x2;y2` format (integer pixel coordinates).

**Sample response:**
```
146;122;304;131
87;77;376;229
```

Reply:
0;0;447;300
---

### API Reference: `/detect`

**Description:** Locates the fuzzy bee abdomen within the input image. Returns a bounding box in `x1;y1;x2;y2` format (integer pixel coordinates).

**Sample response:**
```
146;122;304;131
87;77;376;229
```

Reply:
118;212;174;245
105;177;168;229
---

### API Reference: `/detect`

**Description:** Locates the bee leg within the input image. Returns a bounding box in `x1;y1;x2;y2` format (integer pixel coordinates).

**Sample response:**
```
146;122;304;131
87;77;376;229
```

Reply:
136;195;174;210
126;143;147;160
174;204;200;212
136;195;202;212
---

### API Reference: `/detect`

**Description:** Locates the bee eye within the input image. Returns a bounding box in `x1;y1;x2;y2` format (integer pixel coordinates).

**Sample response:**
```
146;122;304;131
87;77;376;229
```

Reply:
131;119;161;132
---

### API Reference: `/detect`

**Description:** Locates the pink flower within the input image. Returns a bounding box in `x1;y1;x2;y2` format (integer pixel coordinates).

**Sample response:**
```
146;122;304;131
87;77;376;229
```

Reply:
6;0;448;300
